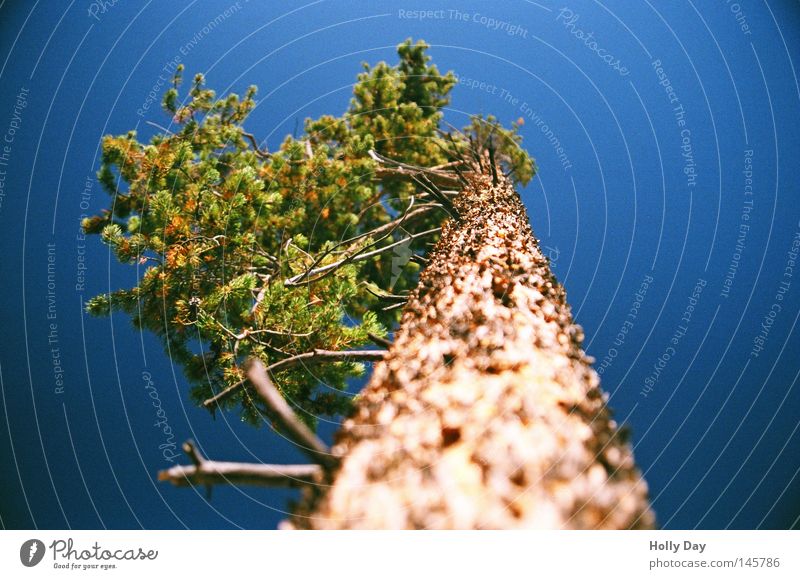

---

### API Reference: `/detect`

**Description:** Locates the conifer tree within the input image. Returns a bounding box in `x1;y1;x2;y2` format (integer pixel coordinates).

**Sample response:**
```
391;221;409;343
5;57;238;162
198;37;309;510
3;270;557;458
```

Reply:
87;40;653;529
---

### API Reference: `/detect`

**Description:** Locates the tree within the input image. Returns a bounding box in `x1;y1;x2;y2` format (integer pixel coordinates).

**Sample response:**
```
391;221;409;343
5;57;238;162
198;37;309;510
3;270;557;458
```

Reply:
87;39;654;529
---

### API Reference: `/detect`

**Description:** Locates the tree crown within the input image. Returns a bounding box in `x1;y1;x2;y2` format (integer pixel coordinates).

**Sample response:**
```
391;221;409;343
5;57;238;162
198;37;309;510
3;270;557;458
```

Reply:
86;39;535;427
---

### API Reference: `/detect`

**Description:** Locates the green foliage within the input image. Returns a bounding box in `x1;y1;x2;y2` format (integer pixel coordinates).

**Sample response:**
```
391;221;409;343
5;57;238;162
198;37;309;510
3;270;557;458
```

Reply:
85;39;535;428
461;115;536;186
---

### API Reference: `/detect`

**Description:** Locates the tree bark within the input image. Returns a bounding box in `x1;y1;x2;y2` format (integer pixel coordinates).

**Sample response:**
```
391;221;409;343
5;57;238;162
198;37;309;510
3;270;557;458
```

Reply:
294;170;655;529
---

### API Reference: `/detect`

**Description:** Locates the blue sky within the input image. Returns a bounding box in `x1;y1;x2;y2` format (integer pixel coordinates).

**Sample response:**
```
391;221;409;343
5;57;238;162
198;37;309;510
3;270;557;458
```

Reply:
0;0;799;529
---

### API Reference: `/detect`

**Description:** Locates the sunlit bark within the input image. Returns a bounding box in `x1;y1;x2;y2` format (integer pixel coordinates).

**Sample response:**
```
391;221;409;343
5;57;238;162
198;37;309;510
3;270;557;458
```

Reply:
297;169;655;529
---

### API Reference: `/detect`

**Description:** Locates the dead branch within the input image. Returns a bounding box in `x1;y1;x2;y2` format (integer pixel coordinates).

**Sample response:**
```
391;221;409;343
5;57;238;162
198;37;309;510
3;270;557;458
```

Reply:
242;131;271;159
369;149;463;188
284;227;440;287
287;196;421;287
246;359;338;469
331;204;436;250
183;440;204;467
365;285;408;302
368;333;393;349
411;174;456;217
158;441;320;489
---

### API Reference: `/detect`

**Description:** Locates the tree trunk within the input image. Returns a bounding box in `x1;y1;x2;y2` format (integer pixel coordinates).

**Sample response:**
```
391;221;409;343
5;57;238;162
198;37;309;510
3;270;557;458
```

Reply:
294;169;655;529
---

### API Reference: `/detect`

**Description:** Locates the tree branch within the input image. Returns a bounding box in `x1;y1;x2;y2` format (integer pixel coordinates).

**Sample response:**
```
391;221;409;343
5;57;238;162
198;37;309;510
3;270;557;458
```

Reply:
410;173;456;217
159;460;320;488
285;195;421;287
203;348;387;410
158;439;320;490
242;131;270;159
145;120;175;135
332;204;436;250
369;149;463;188
368;333;393;349
183;440;205;467
246;359;338;470
283;227;440;287
365;285;408;302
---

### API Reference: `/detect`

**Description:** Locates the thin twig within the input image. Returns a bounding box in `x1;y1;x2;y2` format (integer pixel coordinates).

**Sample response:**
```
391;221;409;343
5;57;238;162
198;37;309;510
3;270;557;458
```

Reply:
146;120;175;135
326;205;435;251
242;131;270;159
365;286;408;302
411;174;456;217
283;227;440;287
288;196;419;286
202;349;387;409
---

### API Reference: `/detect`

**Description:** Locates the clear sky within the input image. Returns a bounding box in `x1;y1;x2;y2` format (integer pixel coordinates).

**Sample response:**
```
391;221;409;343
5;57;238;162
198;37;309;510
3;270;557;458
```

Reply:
0;0;799;529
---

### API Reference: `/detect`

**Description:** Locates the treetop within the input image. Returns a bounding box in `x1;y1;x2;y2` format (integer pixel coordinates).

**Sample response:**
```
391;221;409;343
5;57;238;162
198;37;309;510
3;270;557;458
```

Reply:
85;38;535;427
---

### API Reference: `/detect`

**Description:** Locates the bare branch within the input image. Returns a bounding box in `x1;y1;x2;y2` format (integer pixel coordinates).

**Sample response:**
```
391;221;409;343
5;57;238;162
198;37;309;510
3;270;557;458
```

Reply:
242;131;270;159
268;349;386;371
368;333;393;349
251;246;279;264
436;130;472;186
159;461;320;488
183;440;205;467
250;328;314;338
411;173;456;217
287;195;420;287
284;227;440;287
331;204;436;250
246;359;338;469
369;149;463;188
429;159;468;171
250;279;270;315
365;285;408;302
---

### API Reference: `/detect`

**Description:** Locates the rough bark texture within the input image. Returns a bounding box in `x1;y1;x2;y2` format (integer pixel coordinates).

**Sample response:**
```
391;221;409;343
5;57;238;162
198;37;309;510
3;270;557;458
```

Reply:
294;171;655;529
